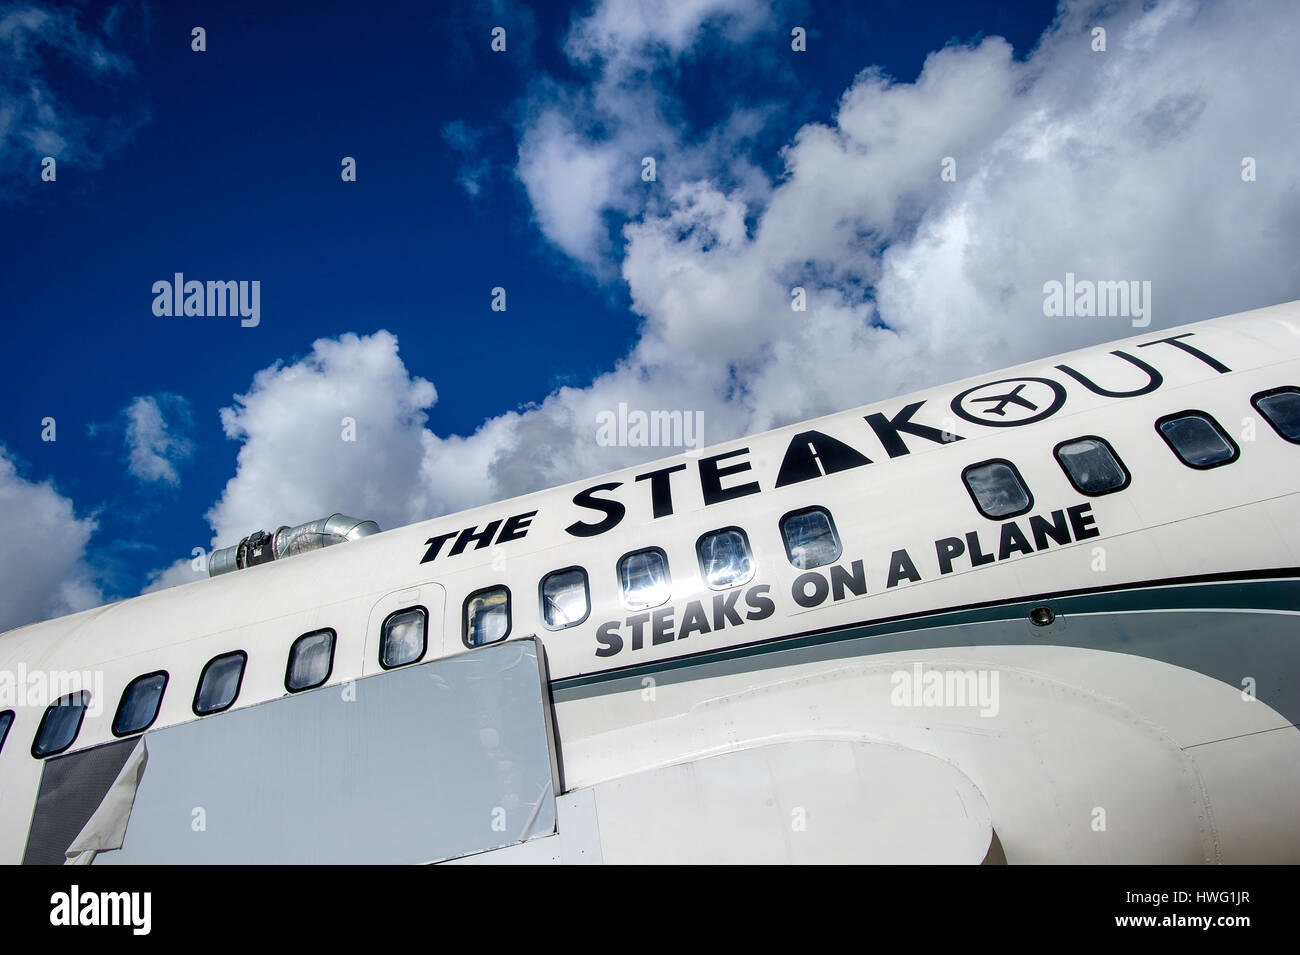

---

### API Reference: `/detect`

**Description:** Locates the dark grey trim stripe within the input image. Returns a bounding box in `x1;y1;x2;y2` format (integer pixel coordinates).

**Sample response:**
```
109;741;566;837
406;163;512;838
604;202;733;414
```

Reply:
552;570;1300;707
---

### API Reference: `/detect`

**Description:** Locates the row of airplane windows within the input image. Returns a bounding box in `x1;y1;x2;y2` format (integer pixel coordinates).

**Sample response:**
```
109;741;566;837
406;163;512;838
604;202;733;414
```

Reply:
2;387;1298;763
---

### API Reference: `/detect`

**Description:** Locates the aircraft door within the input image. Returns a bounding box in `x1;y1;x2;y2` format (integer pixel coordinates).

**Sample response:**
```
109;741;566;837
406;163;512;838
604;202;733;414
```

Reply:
362;582;447;676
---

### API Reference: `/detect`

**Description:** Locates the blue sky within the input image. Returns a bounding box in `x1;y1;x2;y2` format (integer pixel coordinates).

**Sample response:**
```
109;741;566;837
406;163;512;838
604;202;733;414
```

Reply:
2;0;1298;629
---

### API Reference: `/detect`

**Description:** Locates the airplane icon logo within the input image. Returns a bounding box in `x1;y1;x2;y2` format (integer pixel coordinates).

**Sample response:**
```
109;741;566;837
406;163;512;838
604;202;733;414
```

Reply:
951;376;1067;427
969;383;1039;417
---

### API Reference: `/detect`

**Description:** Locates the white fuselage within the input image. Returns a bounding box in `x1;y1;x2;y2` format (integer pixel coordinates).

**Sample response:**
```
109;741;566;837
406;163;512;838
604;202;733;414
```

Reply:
4;301;1300;863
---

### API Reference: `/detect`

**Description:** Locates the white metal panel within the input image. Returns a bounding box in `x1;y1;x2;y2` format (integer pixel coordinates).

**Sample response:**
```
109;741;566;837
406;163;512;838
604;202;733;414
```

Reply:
589;740;994;864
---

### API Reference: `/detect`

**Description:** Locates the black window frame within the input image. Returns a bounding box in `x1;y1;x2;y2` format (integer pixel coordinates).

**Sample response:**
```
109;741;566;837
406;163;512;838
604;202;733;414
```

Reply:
111;670;169;738
778;505;843;570
1155;410;1240;470
192;650;248;717
462;586;512;649
961;458;1035;520
1251;386;1300;445
1052;435;1132;497
0;709;13;757
616;546;672;611
538;566;591;631
285;628;337;693
695;526;756;591
31;691;91;759
379;605;429;670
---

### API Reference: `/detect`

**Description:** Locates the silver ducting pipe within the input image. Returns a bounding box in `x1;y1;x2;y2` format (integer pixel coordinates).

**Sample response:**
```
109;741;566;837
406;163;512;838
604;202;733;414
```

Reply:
208;514;380;577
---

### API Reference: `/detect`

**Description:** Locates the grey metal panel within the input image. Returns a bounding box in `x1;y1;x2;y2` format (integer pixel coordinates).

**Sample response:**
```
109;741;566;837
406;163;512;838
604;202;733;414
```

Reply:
24;737;137;865
97;638;555;864
443;788;604;865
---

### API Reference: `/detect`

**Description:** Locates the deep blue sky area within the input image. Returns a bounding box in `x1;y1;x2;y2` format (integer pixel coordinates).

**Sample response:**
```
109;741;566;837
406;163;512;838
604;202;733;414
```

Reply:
0;0;1061;599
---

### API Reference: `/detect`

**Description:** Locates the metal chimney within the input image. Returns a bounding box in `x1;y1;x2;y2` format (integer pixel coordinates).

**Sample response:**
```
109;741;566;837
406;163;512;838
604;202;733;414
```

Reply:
208;514;380;577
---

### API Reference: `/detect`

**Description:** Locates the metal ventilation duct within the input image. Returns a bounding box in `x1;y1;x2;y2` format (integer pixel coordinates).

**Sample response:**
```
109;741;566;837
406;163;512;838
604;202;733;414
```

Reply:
208;514;380;577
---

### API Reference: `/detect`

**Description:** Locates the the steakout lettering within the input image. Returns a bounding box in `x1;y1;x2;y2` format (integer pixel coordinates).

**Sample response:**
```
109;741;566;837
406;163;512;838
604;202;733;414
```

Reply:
414;334;1226;563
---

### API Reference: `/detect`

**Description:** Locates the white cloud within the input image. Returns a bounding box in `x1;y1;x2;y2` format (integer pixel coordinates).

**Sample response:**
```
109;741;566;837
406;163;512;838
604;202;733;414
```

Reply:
205;331;436;548
443;120;492;199
0;449;103;631
565;0;773;69
516;108;627;268
514;0;782;272
448;0;1300;505
0;2;147;190
144;0;1300;591
140;555;206;594
124;394;194;486
139;332;439;592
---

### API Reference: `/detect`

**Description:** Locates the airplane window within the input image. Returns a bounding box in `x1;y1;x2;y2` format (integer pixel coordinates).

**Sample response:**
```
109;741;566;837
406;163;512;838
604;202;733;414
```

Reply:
1156;412;1239;469
962;460;1033;519
286;629;335;692
112;672;168;737
0;710;13;756
1054;437;1130;495
464;588;511;648
32;692;91;758
1253;387;1300;443
618;548;672;610
780;507;842;569
540;568;590;630
697;528;755;590
380;607;428;668
193;651;247;715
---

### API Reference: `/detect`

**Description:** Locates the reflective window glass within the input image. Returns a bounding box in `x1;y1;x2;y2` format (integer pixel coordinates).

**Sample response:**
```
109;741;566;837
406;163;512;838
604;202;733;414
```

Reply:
194;651;246;715
113;672;168;736
0;710;14;756
381;608;427;668
287;630;335;692
33;692;90;757
1055;437;1129;495
618;549;671;610
963;460;1032;519
780;507;842;569
541;569;590;630
1157;412;1238;468
1254;388;1300;443
464;589;510;647
697;529;755;590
